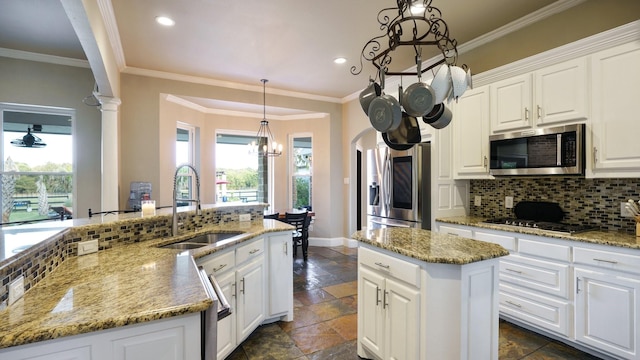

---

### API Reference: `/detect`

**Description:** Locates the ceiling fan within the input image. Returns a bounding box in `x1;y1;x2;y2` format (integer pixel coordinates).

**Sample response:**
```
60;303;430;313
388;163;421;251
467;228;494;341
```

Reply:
10;126;46;148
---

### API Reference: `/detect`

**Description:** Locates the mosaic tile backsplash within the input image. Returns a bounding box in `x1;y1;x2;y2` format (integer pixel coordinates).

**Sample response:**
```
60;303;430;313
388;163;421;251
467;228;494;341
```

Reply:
470;177;640;233
0;204;265;307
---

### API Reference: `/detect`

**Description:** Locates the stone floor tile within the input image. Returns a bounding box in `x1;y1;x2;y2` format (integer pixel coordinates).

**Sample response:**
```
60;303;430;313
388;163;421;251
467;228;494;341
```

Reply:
241;324;305;359
308;298;357;322
306;340;360;360
289;322;347;355
278;307;323;332
294;288;336;306
323;281;358;299
326;313;358;341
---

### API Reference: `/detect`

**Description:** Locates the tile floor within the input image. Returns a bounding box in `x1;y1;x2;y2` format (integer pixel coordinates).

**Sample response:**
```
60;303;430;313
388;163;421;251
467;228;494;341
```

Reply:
227;246;602;360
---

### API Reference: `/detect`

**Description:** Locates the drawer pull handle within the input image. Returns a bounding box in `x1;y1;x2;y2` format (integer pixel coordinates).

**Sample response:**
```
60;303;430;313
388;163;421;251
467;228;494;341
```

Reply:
383;290;389;309
506;268;522;274
213;264;227;272
593;258;618;264
506;300;522;308
375;262;390;269
240;278;245;294
447;232;459;236
376;286;381;306
576;277;581;294
249;249;260;254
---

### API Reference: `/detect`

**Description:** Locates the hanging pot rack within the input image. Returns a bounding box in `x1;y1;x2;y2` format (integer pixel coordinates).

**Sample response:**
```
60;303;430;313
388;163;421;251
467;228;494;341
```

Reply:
351;0;465;79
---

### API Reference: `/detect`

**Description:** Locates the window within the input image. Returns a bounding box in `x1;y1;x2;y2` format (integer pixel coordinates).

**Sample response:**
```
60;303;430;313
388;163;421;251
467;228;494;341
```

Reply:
175;124;196;204
1;104;73;224
215;132;267;204
290;135;312;210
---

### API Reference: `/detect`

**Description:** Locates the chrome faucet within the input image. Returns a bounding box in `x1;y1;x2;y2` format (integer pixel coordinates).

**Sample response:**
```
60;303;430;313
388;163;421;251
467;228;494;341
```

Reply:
172;164;202;236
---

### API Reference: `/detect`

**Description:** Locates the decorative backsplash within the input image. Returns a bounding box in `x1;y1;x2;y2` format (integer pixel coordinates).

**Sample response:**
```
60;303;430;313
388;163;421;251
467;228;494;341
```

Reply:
0;204;266;307
470;177;640;233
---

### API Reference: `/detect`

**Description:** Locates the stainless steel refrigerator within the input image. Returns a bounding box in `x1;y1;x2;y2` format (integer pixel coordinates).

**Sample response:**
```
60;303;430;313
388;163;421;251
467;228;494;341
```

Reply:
366;142;431;229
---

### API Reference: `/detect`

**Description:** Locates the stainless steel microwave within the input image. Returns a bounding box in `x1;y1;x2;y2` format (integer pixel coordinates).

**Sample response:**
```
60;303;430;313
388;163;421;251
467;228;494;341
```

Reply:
489;124;585;176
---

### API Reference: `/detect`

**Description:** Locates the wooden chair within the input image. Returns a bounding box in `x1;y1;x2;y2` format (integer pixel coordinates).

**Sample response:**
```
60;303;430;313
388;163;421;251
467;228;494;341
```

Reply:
284;212;309;261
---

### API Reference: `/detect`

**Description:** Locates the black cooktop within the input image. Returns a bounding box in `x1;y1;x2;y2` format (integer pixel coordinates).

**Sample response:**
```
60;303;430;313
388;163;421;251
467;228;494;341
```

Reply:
483;217;596;235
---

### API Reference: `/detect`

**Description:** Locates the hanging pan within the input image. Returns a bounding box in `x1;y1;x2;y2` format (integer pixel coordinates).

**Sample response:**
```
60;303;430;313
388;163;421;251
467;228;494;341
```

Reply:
368;70;401;132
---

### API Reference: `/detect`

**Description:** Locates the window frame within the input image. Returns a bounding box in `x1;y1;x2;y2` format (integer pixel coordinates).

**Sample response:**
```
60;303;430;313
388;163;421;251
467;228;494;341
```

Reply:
288;133;313;210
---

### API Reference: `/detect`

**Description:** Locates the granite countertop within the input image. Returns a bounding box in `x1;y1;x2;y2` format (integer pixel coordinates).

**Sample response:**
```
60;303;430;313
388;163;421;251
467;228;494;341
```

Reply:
0;219;293;350
352;227;509;265
437;216;640;250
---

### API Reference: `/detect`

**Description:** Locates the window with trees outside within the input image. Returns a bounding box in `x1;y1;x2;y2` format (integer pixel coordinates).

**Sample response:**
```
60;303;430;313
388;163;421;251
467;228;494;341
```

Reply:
175;125;196;205
1;106;73;225
291;135;312;210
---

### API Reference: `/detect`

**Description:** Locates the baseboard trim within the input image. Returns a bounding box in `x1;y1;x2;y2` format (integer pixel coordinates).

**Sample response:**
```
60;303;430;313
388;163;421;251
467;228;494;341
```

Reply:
308;237;358;248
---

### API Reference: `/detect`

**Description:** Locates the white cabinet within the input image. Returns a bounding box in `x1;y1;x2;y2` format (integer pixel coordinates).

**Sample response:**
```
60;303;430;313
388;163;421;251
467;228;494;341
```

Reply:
490;58;588;132
575;268;640;359
453;85;492;178
197;232;293;359
0;314;201;360
358;247;420;360
267;232;293;319
588;41;640;177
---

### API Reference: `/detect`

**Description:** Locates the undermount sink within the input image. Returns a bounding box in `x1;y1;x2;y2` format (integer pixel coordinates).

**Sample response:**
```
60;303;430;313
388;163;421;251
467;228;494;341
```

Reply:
159;231;245;250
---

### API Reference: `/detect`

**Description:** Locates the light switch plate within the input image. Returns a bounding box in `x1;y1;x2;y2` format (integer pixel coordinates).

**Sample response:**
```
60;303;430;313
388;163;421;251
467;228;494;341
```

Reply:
8;276;24;305
239;214;251;222
78;239;99;256
474;196;481;207
505;196;514;209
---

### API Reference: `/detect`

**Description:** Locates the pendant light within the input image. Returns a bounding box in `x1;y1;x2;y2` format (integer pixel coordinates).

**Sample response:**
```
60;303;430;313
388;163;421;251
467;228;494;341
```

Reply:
250;79;282;157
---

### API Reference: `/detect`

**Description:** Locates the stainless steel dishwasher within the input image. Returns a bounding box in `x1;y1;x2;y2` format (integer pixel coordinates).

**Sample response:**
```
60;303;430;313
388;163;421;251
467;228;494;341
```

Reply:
198;266;231;360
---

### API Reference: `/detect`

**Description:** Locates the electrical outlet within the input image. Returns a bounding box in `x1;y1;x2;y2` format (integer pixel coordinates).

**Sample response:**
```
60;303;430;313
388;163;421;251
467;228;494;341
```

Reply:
8;276;24;305
474;196;481;207
621;202;634;218
78;239;99;256
505;196;514;209
239;214;251;222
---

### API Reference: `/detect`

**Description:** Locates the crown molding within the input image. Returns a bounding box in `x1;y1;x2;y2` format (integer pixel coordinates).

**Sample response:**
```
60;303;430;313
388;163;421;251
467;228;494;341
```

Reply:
96;0;125;71
472;19;640;87
0;48;90;68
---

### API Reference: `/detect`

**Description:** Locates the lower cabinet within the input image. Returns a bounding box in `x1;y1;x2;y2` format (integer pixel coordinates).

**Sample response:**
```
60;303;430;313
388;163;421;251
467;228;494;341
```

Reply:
0;314;201;360
436;221;640;360
357;244;500;360
197;232;293;360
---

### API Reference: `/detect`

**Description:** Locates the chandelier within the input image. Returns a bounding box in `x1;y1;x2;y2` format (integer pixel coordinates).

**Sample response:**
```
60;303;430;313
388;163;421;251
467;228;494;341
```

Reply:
249;79;282;157
351;0;463;77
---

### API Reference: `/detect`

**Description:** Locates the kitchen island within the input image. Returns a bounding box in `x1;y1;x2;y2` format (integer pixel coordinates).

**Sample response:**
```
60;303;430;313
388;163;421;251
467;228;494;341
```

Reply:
0;204;294;359
352;227;509;360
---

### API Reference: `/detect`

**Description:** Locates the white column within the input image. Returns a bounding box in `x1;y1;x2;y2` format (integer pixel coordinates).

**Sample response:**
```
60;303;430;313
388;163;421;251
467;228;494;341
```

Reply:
95;95;121;212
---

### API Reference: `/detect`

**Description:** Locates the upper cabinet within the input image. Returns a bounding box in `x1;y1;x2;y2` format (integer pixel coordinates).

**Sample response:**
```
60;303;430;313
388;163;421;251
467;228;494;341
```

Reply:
452;85;492;179
588;41;640;177
490;58;589;133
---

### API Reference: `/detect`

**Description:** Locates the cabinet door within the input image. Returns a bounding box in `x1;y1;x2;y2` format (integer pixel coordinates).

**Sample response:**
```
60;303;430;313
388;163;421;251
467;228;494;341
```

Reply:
590;42;640;176
384;277;420;360
268;232;293;317
358;266;385;359
215;270;237;360
491;74;532;132
535;58;588;126
453;85;491;178
236;256;265;343
575;268;640;359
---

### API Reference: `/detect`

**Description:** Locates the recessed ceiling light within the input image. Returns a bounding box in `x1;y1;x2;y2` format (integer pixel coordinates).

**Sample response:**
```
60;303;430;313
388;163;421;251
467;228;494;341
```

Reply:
155;16;175;26
333;57;347;64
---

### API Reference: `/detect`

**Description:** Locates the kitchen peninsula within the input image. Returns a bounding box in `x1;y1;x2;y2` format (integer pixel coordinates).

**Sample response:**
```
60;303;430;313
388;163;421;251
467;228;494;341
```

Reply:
0;204;294;360
352;227;509;360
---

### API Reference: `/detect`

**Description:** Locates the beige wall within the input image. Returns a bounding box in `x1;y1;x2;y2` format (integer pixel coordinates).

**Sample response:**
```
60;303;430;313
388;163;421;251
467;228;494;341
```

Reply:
0;57;102;218
340;0;640;237
120;73;344;238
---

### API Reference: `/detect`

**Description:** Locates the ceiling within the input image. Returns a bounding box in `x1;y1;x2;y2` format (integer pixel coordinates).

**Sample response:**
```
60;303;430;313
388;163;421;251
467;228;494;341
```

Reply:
0;0;571;114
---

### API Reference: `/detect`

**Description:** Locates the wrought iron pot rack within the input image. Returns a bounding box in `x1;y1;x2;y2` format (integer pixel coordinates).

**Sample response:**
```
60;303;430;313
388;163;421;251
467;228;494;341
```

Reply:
351;0;465;79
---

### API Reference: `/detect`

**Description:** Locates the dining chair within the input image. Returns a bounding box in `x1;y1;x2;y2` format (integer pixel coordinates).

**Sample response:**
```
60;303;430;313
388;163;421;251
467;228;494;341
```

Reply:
284;212;309;261
263;213;279;220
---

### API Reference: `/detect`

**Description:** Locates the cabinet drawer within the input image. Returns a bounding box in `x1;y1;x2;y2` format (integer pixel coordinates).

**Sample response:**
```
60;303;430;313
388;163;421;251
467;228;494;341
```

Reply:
474;231;516;252
438;225;473;238
500;255;570;299
574;246;640;275
199;249;235;275
359;246;421;288
518;238;570;262
500;284;572;337
236;238;264;265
